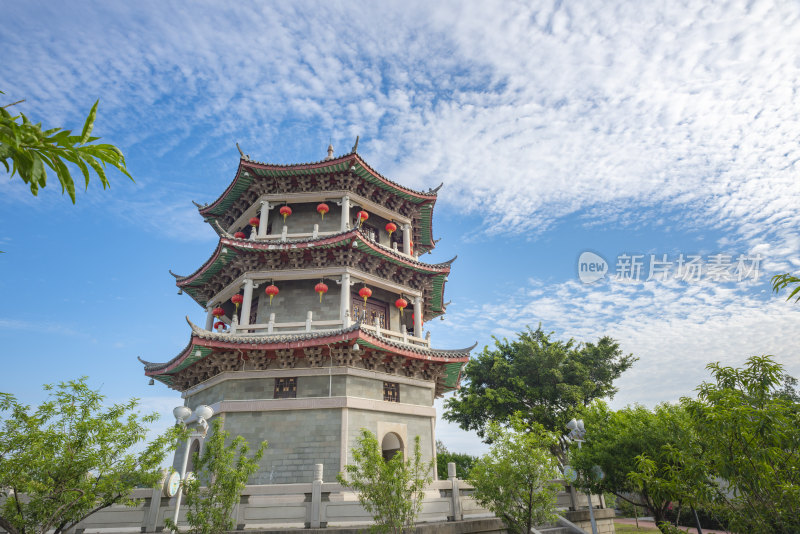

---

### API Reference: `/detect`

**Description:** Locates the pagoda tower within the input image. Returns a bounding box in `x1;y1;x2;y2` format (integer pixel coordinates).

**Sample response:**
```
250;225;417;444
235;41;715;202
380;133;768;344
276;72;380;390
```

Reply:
140;141;473;484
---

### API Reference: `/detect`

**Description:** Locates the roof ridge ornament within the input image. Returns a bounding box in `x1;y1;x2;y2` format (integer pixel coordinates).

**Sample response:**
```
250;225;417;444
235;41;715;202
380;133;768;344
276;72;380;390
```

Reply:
351;135;359;153
325;142;334;161
236;142;250;161
429;182;444;194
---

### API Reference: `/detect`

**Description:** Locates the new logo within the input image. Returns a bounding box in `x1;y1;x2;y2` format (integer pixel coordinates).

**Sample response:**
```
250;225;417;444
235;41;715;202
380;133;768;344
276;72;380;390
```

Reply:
578;251;608;284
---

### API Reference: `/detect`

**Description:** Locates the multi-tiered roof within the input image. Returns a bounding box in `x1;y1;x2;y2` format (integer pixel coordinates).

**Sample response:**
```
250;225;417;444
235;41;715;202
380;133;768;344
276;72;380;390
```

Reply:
141;144;472;396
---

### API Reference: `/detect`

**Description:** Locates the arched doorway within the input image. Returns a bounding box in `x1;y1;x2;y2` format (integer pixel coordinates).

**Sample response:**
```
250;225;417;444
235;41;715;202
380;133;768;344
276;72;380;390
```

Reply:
186;438;201;472
381;432;403;461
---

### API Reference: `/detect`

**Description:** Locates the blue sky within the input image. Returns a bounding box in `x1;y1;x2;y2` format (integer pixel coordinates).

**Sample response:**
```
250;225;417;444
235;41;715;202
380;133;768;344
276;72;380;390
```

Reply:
2;0;800;455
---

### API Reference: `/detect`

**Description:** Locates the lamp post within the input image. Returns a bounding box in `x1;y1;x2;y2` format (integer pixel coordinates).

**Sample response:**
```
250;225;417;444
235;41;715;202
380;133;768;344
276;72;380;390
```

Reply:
171;404;214;529
566;418;599;534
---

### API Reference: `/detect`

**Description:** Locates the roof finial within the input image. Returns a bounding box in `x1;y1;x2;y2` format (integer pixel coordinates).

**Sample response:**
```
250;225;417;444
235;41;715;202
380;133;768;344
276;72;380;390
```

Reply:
236;142;250;161
351;135;359;153
325;142;334;161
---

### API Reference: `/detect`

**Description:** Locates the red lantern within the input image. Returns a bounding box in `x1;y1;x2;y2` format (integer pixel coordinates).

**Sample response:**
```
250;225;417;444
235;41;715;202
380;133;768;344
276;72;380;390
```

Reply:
395;297;408;316
264;284;279;305
358;286;372;305
356;210;369;227
231;294;244;310
212;307;225;318
234;231;246;239
214;321;226;331
385;222;397;236
317;203;329;220
280;206;292;222
315;282;328;302
249;217;260;228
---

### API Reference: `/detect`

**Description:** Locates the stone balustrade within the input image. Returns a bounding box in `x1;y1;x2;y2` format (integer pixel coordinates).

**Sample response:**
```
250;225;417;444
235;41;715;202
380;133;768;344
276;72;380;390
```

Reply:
0;464;615;534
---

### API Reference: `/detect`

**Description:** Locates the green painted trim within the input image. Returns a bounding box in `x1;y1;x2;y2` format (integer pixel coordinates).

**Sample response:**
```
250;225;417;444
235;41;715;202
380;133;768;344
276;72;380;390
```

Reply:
442;362;463;390
182;249;239;307
205;173;254;217
154;344;214;384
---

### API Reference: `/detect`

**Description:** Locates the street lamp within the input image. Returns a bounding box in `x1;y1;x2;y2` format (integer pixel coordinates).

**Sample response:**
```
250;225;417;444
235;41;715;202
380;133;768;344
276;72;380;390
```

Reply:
565;418;598;534
171;404;214;529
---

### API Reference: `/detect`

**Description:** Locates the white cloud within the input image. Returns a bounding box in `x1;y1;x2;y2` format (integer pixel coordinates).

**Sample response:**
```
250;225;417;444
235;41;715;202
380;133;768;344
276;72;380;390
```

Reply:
4;1;800;260
439;276;800;410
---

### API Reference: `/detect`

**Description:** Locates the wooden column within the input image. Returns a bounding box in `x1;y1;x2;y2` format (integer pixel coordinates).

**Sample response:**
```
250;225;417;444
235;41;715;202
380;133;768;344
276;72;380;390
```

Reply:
413;295;423;337
402;223;412;255
257;202;270;238
240;279;254;328
340;273;351;326
340;195;350;232
205;306;214;330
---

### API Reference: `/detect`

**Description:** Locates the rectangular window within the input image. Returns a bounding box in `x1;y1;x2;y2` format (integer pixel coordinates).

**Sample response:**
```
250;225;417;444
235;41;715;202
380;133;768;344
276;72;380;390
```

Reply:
383;381;400;402
274;377;297;399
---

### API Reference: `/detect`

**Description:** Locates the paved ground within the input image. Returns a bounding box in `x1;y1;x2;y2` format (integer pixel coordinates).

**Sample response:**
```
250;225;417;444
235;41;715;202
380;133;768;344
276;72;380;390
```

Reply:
615;517;731;533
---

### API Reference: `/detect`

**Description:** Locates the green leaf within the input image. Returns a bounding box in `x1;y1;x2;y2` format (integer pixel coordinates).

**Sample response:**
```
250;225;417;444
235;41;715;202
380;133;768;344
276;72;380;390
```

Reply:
79;100;98;144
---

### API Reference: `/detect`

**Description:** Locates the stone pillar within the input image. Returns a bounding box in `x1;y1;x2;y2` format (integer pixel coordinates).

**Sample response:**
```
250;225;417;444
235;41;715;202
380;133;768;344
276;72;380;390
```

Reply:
448;462;462;521
309;464;323;528
205;306;214;330
257;201;270;238
402;223;412;255
413;295;423;337
340;195;350;232
240;279;254;328
340;273;351;326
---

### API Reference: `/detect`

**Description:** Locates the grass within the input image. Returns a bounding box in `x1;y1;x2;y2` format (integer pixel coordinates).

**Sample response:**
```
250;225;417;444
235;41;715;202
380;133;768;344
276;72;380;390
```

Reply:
614;521;661;533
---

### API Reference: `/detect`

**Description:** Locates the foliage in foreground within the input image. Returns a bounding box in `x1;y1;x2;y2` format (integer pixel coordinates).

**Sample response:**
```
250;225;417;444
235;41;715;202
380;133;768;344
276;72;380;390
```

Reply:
571;402;698;528
682;355;800;534
0;378;182;534
165;418;266;534
435;440;477;480
572;355;800;534
337;430;433;534
1;91;132;202
444;326;636;449
468;421;560;534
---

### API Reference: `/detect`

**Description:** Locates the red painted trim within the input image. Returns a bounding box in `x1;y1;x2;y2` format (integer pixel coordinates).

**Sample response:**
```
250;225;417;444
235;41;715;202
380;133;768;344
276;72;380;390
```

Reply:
199;159;249;216
201;154;437;220
178;230;450;288
146;328;469;377
176;242;225;286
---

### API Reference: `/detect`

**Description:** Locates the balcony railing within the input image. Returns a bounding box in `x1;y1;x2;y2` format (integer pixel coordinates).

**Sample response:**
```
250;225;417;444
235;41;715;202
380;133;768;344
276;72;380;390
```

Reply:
220;312;430;348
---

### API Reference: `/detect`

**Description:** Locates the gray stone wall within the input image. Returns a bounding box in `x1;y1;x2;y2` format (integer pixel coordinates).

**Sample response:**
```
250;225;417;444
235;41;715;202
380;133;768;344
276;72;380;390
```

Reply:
299;374;346;397
185;378;277;408
345;408;435;472
343;375;432;406
255;279;341;324
185;373;431;407
267;202;341;235
222;409;342;484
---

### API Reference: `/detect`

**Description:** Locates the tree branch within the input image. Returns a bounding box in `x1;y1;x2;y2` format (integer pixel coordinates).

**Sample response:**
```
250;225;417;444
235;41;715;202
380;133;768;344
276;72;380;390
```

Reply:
1;99;25;110
0;515;21;534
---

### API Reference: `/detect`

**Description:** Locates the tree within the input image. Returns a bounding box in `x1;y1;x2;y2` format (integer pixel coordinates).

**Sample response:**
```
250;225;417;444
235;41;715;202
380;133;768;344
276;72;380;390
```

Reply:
569;402;703;532
682;355;800;534
337;430;433;534
0;378;183;534
165;418;267;534
772;272;800;303
1;91;132;202
435;440;477;480
443;326;636;440
468;420;560;534
572;356;800;534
